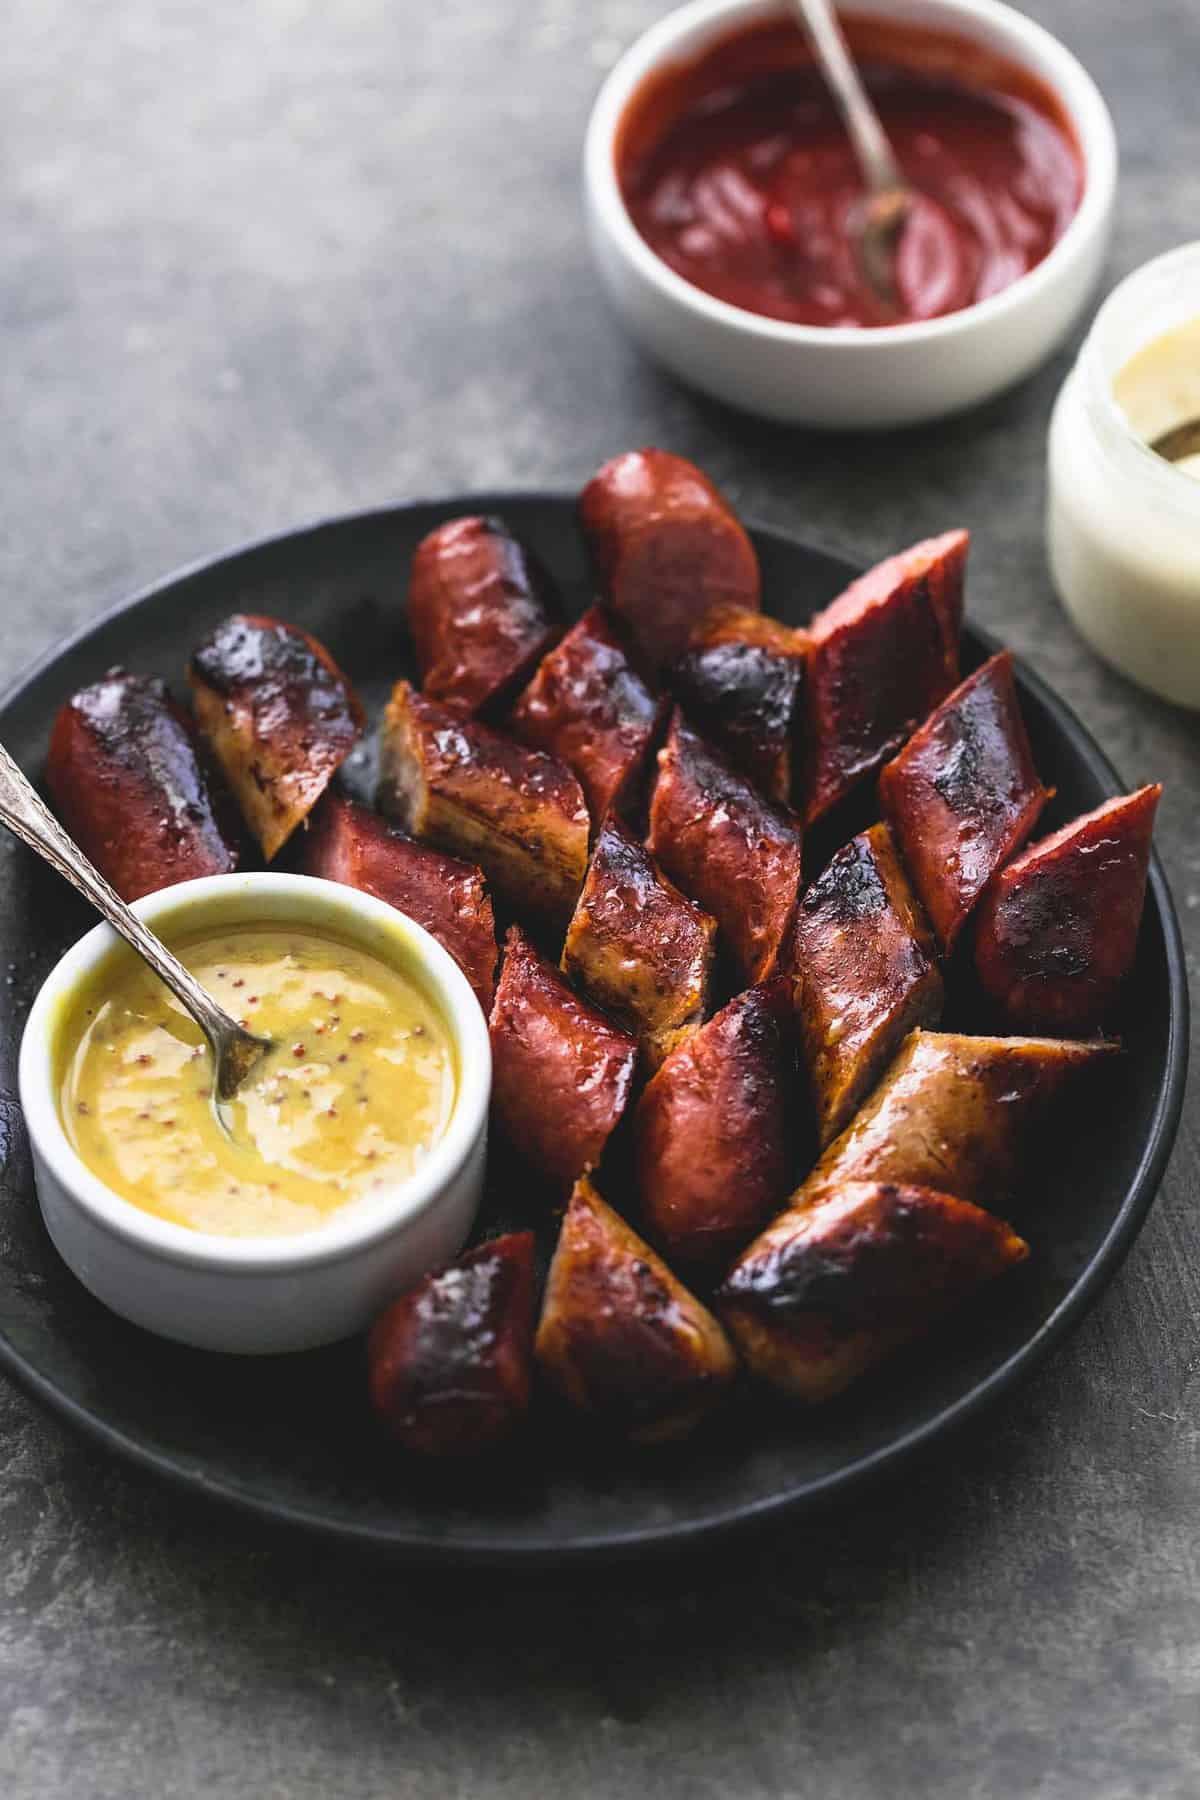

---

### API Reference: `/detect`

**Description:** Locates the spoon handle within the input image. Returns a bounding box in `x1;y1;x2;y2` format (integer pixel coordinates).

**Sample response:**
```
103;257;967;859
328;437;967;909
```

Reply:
0;738;243;1050
790;0;905;195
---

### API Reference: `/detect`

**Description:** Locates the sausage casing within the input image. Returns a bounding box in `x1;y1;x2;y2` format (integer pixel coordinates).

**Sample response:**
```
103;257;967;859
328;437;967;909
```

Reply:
802;530;966;824
188;613;363;860
634;983;793;1266
535;1176;737;1442
509;605;665;825
407;515;562;715
303;791;497;1011
561;814;716;1068
647;709;804;982
579;448;761;670
880;651;1048;953
379;681;589;929
489;925;638;1187
783;823;942;1146
669;609;808;804
720;1181;1028;1401
796;1027;1116;1212
974;785;1161;1032
46;668;239;902
368;1231;536;1456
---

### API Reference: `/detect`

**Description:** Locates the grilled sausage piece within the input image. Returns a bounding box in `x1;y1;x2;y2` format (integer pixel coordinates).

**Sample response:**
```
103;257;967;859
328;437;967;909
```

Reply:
880;651;1049;954
634;984;793;1267
188;613;364;860
783;823;943;1147
802;530;966;825
974;785;1161;1033
46;669;239;903
379;682;589;930
407;515;562;716
509;605;666;825
303;792;497;1011
368;1232;537;1456
720;1181;1028;1402
647;709;804;983
578;449;761;670
669;609;808;804
561;815;717;1069
489;926;638;1187
535;1176;737;1442
794;1028;1115;1213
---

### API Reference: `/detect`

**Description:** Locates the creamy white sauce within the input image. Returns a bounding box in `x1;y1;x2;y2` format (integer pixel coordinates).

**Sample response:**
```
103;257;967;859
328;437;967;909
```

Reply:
1113;316;1200;482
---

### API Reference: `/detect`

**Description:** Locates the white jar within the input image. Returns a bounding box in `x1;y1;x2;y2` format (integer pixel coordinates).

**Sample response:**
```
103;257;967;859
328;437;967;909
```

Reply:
1047;242;1200;710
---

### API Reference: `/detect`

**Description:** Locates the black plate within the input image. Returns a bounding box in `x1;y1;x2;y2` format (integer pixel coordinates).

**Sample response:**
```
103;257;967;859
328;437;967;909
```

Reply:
0;497;1187;1563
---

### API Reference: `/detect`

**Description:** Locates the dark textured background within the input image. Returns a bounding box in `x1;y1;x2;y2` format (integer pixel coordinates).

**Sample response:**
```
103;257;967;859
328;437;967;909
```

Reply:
3;1;1198;1794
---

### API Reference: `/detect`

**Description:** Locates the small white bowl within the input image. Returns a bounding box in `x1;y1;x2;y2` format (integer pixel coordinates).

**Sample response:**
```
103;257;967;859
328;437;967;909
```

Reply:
584;0;1118;427
18;872;491;1355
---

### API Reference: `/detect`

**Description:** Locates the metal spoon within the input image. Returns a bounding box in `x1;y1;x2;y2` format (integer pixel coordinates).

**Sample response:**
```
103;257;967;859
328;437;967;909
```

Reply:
1149;418;1200;465
0;740;270;1100
789;0;914;312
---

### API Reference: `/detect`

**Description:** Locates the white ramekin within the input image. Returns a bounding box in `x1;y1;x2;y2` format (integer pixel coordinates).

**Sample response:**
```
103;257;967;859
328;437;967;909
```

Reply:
18;872;491;1355
584;0;1118;427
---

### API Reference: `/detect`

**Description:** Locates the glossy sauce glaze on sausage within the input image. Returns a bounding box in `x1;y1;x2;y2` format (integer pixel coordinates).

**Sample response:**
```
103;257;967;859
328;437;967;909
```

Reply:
648;708;804;983
488;925;638;1190
188;613;364;860
509;605;666;825
303;792;498;1012
579;449;761;671
634;982;793;1267
720;1180;1029;1401
535;1176;737;1442
368;1231;537;1456
974;785;1161;1032
47;668;240;903
880;650;1048;953
782;823;943;1147
561;813;717;1069
407;515;562;716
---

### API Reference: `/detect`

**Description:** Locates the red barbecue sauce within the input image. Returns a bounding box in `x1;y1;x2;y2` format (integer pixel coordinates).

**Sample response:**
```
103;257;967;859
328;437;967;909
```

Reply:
616;15;1083;328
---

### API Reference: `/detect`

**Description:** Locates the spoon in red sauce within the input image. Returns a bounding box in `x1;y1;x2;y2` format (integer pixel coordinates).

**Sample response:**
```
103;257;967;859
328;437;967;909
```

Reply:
789;0;915;312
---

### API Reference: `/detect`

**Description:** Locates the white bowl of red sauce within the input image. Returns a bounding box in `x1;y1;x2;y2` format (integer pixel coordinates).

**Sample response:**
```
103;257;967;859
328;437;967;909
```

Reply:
584;0;1116;426
18;873;491;1354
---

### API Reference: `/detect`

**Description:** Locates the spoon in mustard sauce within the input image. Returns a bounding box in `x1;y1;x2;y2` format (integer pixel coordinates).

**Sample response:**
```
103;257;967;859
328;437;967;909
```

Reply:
789;0;914;312
0;739;270;1100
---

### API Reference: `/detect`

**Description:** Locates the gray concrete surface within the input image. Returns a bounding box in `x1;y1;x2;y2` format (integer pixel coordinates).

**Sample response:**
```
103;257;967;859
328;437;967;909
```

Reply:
2;1;1199;1794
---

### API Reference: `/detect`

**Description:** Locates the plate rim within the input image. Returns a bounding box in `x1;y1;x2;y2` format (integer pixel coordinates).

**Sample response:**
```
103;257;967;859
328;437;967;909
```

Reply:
0;493;1188;1565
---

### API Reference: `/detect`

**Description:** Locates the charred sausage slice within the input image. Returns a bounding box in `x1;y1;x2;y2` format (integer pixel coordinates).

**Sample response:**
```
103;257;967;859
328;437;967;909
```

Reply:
796;1027;1116;1212
633;983;793;1267
46;668;239;903
974;785;1161;1032
368;1232;536;1456
188;613;363;860
509;605;666;825
782;823;942;1147
647;709;804;983
561;814;716;1068
880;650;1049;954
535;1176;737;1442
579;448;760;671
489;926;638;1188
803;530;966;824
669;609;808;804
407;515;562;716
379;681;589;929
303;791;497;1011
720;1181;1028;1401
